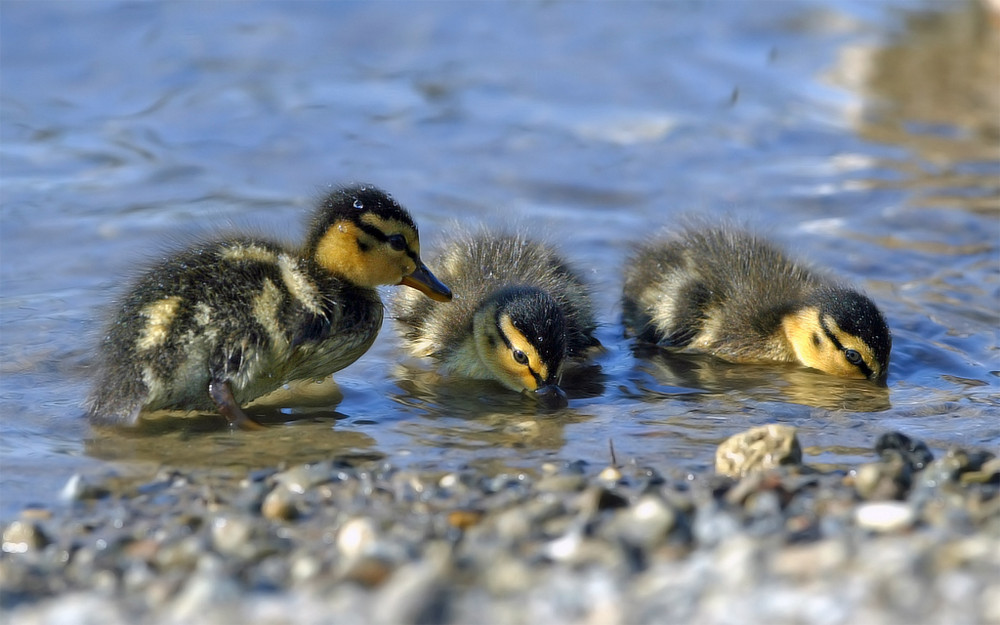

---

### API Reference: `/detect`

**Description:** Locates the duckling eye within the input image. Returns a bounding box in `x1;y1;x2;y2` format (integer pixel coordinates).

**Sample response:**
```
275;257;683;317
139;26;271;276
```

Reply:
512;349;529;365
844;349;863;365
387;234;407;252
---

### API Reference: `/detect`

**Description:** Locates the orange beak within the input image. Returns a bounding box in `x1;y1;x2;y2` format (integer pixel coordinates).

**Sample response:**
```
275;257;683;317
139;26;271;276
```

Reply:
400;261;452;302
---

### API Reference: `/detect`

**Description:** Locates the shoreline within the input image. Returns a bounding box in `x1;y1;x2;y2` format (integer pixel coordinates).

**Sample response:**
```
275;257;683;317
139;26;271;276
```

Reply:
2;426;997;624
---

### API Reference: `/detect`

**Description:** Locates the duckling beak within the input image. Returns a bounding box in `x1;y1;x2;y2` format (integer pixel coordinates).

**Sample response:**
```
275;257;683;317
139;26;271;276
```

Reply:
533;384;568;409
400;261;453;302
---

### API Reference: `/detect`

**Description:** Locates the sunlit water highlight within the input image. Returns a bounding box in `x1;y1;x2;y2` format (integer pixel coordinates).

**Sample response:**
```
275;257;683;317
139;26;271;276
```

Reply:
1;0;997;517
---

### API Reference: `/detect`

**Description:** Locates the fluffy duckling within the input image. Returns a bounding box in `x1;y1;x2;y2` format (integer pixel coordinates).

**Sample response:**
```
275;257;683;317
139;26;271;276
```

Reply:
87;184;452;429
393;228;600;406
622;225;891;383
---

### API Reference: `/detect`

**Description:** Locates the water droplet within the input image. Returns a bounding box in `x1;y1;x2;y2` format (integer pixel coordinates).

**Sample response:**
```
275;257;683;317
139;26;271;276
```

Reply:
353;199;363;209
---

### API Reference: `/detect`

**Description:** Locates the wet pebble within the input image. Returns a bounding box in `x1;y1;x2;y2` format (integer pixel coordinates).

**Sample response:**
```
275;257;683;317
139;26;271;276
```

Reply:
854;501;917;532
715;424;802;478
337;517;379;559
1;426;996;625
260;486;299;521
876;431;934;471
2;520;49;553
272;462;334;494
853;451;912;500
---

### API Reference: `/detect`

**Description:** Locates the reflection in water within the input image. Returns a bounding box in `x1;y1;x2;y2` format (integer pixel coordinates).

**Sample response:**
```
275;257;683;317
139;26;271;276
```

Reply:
2;1;999;516
84;379;381;468
832;0;1000;212
86;416;381;468
389;361;604;458
629;345;892;412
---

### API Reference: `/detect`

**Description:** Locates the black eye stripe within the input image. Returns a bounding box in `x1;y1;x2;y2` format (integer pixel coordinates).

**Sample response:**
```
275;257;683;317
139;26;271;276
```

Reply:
355;222;418;261
495;315;544;385
355;222;388;242
820;317;874;378
819;317;845;351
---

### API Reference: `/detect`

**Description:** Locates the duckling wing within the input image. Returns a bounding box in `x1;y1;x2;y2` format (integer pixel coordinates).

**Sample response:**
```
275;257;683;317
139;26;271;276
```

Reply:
88;239;384;424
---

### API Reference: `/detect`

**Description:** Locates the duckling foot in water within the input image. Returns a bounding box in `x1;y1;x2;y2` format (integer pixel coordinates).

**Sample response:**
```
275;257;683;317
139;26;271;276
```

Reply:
87;184;452;430
622;225;891;383
393;228;600;407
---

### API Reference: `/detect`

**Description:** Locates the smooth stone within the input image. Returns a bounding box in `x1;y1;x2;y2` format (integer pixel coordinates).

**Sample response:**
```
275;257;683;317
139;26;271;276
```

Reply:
536;473;587;493
854;501;917;532
337;517;379;559
853;452;911;500
59;473;110;502
715;424;802;478
2;521;50;553
210;517;254;556
260;487;299;521
611;494;678;549
272;462;333;494
875;431;934;471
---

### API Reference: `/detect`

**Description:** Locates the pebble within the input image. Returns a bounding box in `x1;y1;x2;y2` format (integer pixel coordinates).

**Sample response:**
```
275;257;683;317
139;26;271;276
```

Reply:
1;427;996;625
854;501;917;532
272;462;334;494
260;486;299;521
211;516;254;556
337;517;379;559
715;424;802;477
876;431;934;471
59;473;110;502
446;509;484;530
2;520;49;553
853;452;911;500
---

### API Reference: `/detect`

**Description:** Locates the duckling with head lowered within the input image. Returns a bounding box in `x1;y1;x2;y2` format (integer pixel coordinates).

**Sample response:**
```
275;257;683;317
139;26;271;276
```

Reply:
87;184;452;429
622;225;891;383
393;228;600;406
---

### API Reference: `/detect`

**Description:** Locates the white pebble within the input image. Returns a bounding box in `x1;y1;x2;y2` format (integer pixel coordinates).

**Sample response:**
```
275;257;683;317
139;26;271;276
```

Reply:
854;502;916;532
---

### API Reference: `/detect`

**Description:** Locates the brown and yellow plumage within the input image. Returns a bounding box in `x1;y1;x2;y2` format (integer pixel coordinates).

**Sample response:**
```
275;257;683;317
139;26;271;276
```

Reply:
87;185;451;429
622;225;891;383
393;227;600;405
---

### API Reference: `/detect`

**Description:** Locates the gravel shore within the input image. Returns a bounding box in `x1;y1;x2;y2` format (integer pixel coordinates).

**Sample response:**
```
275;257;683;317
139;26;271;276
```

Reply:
2;426;997;625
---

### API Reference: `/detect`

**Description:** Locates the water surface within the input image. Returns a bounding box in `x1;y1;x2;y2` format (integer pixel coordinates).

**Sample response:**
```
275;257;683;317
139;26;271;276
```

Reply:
1;1;997;517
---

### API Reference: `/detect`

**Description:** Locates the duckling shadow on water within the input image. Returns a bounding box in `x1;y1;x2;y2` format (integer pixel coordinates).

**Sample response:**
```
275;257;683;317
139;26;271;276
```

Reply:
389;360;606;415
85;416;384;468
627;345;892;412
84;378;384;468
386;361;607;452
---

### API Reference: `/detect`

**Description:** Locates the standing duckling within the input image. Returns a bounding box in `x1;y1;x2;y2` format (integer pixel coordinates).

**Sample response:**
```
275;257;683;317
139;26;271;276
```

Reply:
393;228;600;406
622;226;891;383
87;184;452;429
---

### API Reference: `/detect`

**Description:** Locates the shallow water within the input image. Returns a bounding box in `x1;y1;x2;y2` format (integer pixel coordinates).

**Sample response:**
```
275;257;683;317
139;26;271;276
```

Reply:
1;0;997;517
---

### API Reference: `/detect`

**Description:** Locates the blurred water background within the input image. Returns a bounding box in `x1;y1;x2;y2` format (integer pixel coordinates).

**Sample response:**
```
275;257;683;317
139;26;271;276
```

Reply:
1;0;997;517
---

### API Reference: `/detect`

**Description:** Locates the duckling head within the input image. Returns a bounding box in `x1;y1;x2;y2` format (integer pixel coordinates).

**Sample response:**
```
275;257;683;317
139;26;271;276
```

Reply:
782;288;891;384
304;184;452;301
473;286;569;407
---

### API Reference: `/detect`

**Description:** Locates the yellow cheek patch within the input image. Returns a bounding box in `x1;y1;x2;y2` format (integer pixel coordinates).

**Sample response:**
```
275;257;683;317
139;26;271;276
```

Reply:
823;314;880;379
783;309;876;379
498;315;548;390
136;296;183;351
314;218;418;287
314;220;365;278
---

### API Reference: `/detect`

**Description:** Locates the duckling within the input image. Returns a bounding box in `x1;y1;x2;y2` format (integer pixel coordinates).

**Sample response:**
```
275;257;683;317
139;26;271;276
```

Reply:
392;228;600;406
622;225;891;383
87;184;452;429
